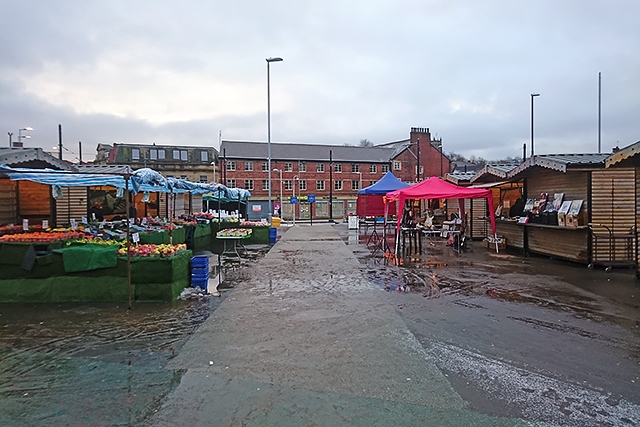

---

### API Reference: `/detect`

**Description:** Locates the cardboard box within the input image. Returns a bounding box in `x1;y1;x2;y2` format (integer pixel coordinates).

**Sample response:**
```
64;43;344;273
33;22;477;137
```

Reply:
483;237;507;250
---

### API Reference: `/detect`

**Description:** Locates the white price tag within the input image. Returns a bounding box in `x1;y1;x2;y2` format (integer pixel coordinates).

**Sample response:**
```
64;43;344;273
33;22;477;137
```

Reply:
81;216;88;224
22;219;29;231
132;232;140;243
70;218;77;231
42;220;49;229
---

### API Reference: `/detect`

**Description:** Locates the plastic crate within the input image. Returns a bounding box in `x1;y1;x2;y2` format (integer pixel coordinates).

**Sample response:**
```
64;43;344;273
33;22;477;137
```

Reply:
191;256;210;268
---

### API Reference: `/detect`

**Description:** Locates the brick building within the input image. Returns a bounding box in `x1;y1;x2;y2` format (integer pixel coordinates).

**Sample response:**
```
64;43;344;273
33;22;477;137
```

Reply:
219;127;450;220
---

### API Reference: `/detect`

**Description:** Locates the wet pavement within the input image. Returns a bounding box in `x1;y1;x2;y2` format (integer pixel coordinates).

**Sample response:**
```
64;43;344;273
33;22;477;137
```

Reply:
0;223;638;426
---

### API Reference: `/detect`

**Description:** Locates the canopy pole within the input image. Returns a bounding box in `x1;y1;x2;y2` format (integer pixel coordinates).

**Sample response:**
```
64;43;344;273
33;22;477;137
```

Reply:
125;174;132;310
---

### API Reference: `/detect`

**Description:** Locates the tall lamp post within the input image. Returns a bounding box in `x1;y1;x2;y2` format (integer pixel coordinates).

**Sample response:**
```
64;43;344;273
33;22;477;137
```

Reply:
530;93;540;157
17;127;33;148
7;132;13;147
273;168;283;217
292;175;299;226
266;56;283;220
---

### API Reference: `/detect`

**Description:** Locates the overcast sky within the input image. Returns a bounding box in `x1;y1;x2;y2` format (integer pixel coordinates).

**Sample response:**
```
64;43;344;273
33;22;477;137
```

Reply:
2;1;639;163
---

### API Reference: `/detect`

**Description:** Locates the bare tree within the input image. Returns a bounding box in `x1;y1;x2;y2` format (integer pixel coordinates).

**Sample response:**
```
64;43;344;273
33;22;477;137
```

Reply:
359;139;374;147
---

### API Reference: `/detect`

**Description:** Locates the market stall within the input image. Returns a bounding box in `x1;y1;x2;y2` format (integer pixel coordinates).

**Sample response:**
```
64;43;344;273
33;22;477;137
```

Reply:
386;176;498;256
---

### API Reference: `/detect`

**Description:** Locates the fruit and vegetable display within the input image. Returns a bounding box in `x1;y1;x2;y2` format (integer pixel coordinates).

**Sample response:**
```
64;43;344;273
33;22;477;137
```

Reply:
0;231;84;243
117;243;188;258
240;220;268;227
216;228;252;238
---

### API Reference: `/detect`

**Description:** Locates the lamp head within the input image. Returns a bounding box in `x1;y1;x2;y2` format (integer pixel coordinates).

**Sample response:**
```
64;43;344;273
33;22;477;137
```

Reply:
20;127;34;131
531;93;540;97
266;57;283;63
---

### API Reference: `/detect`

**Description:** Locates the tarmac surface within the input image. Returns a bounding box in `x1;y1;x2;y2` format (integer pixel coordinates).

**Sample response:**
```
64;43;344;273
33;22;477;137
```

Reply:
0;222;638;426
145;223;639;427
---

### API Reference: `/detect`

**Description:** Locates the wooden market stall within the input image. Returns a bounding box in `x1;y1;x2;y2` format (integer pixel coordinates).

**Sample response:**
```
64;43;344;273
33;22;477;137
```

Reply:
476;152;637;272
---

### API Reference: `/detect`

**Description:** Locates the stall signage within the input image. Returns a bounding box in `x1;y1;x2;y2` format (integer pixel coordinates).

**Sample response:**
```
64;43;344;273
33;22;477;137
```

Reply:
252;205;262;212
307;194;316;203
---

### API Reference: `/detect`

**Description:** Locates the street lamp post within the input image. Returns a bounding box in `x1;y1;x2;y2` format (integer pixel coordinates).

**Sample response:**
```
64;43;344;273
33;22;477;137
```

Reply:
266;56;283;221
7;132;13;147
530;93;540;157
17;127;33;148
273;168;283;217
292;175;299;226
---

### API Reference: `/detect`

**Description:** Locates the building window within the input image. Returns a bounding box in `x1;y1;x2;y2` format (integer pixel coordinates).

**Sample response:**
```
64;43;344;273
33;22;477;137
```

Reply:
262;162;269;171
262;180;270;190
316;180;325;191
369;164;377;173
200;151;208;162
334;180;343;190
299;161;306;172
244;180;254;190
131;148;140;161
369;181;375;186
393;161;401;171
415;165;423;175
227;179;236;188
352;180;360;190
382;164;389;173
298;180;307;191
334;164;342;173
172;149;188;161
244;161;254;171
284;162;293;172
180;175;187;180
351;164;359;173
284;180;293;191
199;175;208;183
317;163;325;172
149;149;166;160
226;161;236;171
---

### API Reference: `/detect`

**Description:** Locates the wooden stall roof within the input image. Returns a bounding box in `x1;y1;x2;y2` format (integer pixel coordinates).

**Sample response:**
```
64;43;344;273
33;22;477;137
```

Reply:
605;140;640;168
470;163;519;184
0;148;71;170
507;153;609;179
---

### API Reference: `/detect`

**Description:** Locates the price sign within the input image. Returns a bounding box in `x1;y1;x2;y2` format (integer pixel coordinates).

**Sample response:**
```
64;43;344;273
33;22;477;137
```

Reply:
42;220;49;229
70;218;77;231
132;232;140;243
22;219;29;231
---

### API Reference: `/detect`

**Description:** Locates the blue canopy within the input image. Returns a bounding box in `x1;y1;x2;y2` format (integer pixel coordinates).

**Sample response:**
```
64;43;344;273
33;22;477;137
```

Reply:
357;171;409;195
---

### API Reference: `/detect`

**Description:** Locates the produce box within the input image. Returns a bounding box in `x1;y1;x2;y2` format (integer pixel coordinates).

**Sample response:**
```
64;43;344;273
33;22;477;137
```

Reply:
483;236;507;250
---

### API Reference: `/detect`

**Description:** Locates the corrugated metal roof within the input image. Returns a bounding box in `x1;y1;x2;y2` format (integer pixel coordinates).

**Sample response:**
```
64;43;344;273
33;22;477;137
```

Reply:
605;140;640;168
74;164;135;174
446;171;476;184
219;140;396;163
0;148;72;170
507;153;608;178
